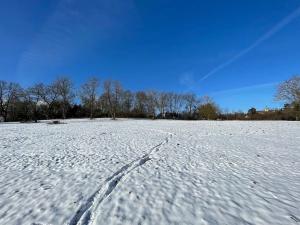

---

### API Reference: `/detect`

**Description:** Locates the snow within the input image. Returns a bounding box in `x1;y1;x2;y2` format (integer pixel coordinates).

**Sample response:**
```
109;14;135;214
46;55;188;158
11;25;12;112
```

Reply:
0;119;300;225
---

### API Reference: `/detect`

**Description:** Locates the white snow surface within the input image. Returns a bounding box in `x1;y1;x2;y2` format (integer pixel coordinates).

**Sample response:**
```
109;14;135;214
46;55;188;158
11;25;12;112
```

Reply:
0;119;300;225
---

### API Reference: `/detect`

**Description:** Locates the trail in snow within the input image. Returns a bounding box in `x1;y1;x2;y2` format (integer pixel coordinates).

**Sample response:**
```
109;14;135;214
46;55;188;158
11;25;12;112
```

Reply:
69;134;172;225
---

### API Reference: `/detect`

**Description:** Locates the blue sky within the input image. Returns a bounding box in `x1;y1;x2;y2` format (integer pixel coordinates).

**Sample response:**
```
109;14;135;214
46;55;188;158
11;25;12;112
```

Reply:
1;0;300;111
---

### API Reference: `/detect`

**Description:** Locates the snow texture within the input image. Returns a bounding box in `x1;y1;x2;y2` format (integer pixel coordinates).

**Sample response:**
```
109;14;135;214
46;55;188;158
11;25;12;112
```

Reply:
0;119;300;225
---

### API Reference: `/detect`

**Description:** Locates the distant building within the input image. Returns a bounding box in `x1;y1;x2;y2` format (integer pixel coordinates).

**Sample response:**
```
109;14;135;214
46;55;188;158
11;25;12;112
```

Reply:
257;108;277;114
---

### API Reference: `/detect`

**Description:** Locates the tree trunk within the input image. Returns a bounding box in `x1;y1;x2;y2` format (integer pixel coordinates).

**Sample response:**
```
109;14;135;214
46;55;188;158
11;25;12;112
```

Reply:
3;114;7;122
33;104;38;122
90;103;94;119
62;106;66;119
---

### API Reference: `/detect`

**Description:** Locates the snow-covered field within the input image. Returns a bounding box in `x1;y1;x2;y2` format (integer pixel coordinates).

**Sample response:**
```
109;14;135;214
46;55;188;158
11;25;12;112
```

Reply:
0;119;299;225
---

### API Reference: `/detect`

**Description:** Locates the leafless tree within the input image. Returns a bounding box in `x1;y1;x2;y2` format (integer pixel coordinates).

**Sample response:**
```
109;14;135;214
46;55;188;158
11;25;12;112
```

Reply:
113;81;123;118
276;75;300;104
0;81;21;121
121;90;134;115
103;80;113;118
18;88;35;121
173;93;184;115
135;91;148;114
53;77;74;119
80;77;100;119
98;94;109;116
166;92;175;113
103;80;122;119
183;93;198;117
30;83;59;119
0;81;7;120
157;92;168;118
28;83;59;121
199;95;214;105
146;90;158;119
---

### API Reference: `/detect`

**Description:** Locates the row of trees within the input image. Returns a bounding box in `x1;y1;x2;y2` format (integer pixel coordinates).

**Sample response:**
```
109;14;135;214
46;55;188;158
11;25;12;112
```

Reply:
0;77;219;122
220;104;300;121
228;75;300;121
0;75;299;122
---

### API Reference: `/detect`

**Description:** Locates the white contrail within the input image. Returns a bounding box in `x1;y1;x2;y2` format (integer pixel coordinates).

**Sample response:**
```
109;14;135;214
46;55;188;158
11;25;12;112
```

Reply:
209;81;279;96
199;6;300;82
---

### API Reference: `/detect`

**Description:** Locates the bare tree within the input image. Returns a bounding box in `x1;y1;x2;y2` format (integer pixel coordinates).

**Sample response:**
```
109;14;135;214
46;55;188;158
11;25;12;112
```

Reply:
199;95;214;105
80;77;100;119
146;90;158;119
103;80;122;120
18;88;34;121
0;81;21;121
30;83;59;119
0;81;7;120
183;93;198;117
157;92;168;118
98;94;109;116
135;91;148;115
121;90;134;115
103;80;113;118
276;76;300;104
53;77;74;119
27;84;51;122
113;80;123;119
166;92;174;113
173;93;184;115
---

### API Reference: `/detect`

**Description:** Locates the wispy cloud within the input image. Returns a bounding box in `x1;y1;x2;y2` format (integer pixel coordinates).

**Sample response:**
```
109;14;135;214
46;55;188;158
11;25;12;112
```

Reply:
209;82;279;96
179;72;197;91
199;5;300;82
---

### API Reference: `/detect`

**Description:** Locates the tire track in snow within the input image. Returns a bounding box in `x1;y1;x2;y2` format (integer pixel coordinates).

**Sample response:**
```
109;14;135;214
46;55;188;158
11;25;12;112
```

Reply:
69;133;173;225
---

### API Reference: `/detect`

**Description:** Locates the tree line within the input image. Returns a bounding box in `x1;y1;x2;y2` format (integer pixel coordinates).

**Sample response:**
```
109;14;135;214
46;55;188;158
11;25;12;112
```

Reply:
0;77;219;122
0;75;299;122
219;75;300;121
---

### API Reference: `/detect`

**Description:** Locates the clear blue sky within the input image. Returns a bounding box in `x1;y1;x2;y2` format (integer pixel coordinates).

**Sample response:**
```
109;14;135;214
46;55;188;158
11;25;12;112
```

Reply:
1;0;300;111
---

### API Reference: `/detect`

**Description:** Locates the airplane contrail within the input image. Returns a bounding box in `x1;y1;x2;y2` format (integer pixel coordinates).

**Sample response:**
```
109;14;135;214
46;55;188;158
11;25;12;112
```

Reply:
199;6;300;82
209;81;279;96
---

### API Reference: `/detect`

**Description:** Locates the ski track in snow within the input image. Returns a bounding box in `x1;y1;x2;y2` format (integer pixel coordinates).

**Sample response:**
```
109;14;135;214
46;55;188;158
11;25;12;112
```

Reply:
0;119;300;225
69;133;172;225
